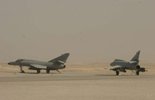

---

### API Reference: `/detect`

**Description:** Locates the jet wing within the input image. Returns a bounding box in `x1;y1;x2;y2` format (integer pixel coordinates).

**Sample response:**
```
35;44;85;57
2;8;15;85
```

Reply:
105;65;123;70
57;60;65;64
30;64;47;69
114;59;125;62
129;61;138;64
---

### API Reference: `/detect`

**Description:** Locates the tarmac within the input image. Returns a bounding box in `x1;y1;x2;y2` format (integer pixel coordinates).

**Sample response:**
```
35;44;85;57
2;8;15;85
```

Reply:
0;63;155;100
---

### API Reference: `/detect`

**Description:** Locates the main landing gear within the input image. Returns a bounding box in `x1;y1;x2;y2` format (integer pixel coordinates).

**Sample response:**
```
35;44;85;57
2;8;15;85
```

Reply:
132;70;140;75
46;69;50;73
37;70;40;74
136;71;139;75
46;69;61;74
116;70;119;75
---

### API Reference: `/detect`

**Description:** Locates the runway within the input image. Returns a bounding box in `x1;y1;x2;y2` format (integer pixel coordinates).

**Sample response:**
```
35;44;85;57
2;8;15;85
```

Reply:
0;63;155;100
0;72;154;82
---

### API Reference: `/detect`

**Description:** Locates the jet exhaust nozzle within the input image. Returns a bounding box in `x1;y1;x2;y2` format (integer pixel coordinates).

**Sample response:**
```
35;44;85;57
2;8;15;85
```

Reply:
136;65;146;72
136;65;140;69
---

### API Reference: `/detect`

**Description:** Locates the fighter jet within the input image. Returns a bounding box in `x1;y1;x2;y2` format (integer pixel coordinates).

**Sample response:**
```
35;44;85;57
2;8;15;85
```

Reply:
105;51;146;75
8;53;70;74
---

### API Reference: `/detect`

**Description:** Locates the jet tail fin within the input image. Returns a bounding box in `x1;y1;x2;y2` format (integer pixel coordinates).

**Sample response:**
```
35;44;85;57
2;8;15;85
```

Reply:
49;53;70;63
130;51;140;61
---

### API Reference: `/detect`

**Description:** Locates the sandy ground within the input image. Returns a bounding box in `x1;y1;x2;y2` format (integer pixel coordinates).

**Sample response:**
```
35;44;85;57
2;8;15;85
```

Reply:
0;63;155;100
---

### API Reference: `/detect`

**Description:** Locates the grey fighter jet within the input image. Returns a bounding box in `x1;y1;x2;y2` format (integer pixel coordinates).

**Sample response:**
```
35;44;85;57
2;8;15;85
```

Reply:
106;51;146;75
8;53;70;74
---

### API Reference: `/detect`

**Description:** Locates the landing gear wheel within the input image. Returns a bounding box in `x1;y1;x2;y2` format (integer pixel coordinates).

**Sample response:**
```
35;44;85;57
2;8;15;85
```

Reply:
136;71;139;75
20;66;25;73
116;71;119;75
37;70;40;74
21;70;25;73
46;69;50;73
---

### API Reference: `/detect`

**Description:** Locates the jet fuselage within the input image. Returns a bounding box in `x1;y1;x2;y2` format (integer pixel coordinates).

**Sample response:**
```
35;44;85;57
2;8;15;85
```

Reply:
110;60;139;70
8;59;65;70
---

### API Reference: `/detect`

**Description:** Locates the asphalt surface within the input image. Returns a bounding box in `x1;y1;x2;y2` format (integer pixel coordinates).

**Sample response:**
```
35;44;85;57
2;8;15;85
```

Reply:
0;71;154;82
0;64;155;100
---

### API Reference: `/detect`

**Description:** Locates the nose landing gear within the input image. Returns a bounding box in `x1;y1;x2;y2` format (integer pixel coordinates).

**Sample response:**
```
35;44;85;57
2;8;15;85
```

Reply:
20;66;25;73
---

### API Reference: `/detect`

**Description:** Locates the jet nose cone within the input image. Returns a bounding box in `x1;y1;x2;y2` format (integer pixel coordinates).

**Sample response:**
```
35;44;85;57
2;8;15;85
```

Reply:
8;62;11;65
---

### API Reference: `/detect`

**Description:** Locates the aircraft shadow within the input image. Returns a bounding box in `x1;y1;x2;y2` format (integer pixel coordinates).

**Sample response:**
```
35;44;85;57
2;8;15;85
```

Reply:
20;72;60;74
95;74;133;76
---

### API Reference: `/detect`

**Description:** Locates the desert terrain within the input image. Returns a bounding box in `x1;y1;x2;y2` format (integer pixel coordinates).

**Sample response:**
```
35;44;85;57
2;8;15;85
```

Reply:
0;63;155;100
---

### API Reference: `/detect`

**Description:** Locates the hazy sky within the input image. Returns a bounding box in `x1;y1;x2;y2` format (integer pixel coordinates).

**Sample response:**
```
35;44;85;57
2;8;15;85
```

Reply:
0;0;155;63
